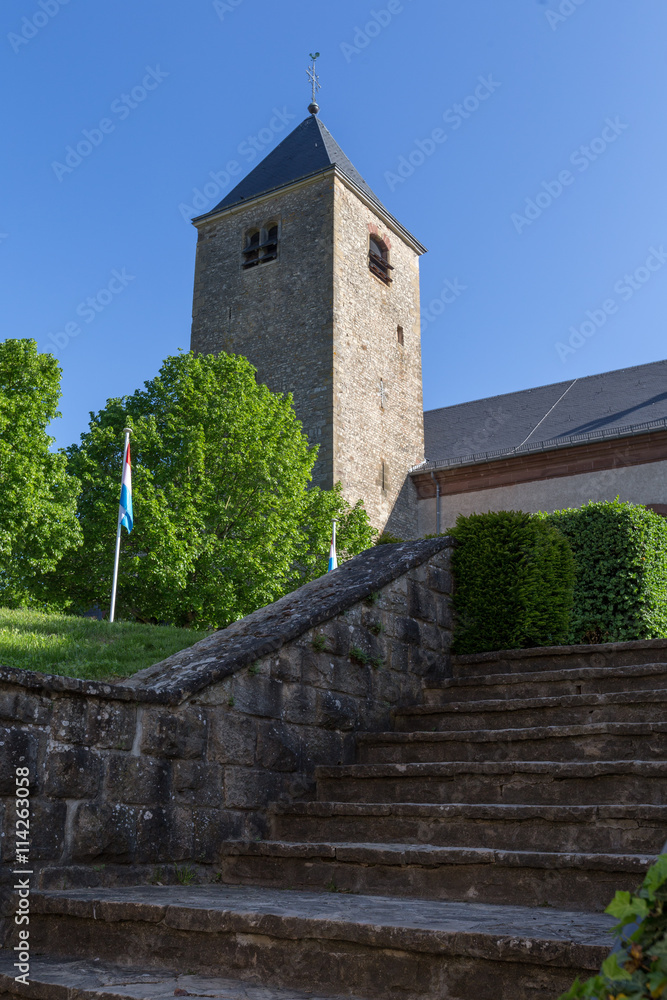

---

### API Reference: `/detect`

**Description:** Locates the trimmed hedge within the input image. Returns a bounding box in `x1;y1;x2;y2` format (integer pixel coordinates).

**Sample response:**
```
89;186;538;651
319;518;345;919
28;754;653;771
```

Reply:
450;510;575;655
543;500;667;644
559;854;667;999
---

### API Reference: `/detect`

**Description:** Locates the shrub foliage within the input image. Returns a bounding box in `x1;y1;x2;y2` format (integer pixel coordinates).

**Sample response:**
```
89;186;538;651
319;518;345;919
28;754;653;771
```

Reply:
544;499;667;644
560;854;667;1000
450;510;575;655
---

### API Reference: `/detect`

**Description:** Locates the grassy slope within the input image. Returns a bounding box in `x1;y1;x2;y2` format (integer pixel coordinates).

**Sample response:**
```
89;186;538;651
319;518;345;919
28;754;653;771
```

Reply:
0;607;208;681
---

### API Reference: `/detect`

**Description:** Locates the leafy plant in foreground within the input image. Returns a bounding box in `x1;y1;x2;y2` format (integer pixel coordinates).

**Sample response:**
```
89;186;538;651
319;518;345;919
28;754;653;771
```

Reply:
560;855;667;999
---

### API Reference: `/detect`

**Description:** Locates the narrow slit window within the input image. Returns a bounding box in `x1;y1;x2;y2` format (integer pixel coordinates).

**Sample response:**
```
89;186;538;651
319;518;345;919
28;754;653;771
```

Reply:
397;325;404;345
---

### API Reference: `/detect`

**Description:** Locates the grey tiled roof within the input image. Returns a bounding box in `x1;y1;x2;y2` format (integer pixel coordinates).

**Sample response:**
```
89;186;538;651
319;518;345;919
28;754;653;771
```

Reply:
203;115;390;217
422;359;667;468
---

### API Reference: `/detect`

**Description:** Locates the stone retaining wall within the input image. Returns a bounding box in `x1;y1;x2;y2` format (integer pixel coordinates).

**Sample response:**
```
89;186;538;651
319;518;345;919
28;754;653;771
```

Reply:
0;538;454;887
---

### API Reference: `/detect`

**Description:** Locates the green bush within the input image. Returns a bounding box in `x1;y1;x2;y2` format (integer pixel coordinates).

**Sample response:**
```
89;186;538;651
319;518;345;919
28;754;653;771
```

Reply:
450;510;575;655
543;500;667;644
559;854;667;1000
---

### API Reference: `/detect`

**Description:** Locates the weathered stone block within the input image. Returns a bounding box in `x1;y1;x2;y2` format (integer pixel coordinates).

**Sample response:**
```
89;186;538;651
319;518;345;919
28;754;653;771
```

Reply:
52;697;135;750
328;660;369;699
132;805;172;864
141;708;207;759
172;760;223;807
231;676;283;719
282;683;318;725
385;640;410;675
409;563;430;586
316;690;358;731
207;710;257;766
224;767;283;810
0;688;51;726
162;806;193;860
408;582;437;623
418;623;448;653
23;799;67;860
272;648;302;683
192;807;222;863
435;597;454;629
395;616;421;645
409;645;441;679
319;621;351;657
300;650;334;689
44;746;103;799
69;802;137;863
294;726;347;769
105;754;170;805
0;727;43;794
256;722;299;772
428;566;453;594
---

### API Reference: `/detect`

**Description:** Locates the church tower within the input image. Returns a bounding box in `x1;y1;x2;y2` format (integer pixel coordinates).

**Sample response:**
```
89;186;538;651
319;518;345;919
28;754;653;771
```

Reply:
190;104;426;536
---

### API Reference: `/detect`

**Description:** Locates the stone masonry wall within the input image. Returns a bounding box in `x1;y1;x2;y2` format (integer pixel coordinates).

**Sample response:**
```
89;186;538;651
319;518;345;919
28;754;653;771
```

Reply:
332;176;425;538
189;165;426;534
189;172;336;490
0;539;454;889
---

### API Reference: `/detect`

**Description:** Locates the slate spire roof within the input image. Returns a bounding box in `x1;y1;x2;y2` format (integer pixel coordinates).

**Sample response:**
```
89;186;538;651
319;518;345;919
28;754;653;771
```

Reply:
200;115;391;221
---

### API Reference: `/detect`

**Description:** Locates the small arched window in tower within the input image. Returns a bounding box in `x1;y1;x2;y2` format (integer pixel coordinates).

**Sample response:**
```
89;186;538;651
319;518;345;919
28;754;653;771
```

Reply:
397;325;404;346
242;229;261;269
369;236;393;285
261;222;279;263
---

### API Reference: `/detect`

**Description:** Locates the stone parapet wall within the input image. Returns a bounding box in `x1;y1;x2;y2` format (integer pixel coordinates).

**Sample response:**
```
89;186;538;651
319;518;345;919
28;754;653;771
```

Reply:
0;539;454;886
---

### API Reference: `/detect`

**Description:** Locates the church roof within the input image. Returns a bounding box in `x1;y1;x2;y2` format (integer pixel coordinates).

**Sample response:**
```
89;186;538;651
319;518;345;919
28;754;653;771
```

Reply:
421;358;667;469
195;115;424;251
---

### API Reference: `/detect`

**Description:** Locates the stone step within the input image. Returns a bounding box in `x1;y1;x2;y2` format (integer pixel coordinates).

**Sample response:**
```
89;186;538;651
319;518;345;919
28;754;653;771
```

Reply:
449;640;667;679
0;955;357;1000
357;722;667;764
19;885;613;1000
315;760;667;805
218;839;654;912
272;801;667;855
425;663;667;704
394;688;667;732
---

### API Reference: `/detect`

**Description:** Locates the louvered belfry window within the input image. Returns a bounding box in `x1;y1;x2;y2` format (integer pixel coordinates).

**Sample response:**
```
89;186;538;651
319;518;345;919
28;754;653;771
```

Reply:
242;221;280;269
369;236;393;284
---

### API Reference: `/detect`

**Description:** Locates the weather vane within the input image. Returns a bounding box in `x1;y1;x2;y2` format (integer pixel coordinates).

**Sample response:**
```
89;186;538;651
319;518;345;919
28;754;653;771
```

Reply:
307;52;321;115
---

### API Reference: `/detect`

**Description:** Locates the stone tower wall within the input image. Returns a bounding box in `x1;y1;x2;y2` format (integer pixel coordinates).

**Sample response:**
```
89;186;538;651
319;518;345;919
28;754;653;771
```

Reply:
190;174;336;489
189;168;425;533
332;178;424;535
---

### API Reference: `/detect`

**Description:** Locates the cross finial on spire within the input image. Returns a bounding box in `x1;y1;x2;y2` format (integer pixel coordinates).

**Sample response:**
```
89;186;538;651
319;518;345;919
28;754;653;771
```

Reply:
307;52;321;115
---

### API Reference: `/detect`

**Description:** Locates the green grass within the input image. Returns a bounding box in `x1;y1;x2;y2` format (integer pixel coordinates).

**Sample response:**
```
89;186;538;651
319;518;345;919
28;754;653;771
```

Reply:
0;607;208;681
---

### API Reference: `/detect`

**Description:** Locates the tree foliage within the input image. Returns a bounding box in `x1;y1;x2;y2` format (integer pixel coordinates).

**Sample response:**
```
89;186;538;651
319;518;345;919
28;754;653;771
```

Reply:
50;351;375;627
0;340;81;606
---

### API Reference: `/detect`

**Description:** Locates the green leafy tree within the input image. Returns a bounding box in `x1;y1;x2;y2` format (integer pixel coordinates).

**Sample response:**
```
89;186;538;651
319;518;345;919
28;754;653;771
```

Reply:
51;351;375;627
0;339;82;606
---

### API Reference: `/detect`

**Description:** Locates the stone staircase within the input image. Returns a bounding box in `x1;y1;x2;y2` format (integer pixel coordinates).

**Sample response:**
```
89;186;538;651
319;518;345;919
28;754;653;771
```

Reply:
5;649;667;1000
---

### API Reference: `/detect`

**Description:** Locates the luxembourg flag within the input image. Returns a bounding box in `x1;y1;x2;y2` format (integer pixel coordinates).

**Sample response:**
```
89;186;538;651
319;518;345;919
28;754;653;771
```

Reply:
119;440;133;533
327;520;337;572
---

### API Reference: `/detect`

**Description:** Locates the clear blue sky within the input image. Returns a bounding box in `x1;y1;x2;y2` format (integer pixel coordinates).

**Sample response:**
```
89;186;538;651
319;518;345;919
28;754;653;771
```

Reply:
2;0;666;449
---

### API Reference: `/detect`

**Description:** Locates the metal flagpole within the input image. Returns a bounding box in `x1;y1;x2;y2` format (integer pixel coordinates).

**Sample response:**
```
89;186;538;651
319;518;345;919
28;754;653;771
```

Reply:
109;427;131;623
